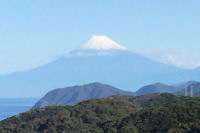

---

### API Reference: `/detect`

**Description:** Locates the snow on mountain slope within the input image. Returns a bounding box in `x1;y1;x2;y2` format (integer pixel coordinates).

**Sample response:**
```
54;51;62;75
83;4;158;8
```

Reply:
80;35;127;50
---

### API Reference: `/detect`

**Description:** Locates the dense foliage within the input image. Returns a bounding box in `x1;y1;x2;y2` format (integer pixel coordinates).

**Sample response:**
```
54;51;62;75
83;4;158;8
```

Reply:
0;93;200;133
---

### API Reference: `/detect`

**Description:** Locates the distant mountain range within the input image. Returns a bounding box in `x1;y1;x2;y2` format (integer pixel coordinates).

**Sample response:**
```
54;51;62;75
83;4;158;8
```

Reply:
134;83;177;96
135;81;200;96
0;36;200;97
33;81;200;109
32;82;134;109
176;81;200;96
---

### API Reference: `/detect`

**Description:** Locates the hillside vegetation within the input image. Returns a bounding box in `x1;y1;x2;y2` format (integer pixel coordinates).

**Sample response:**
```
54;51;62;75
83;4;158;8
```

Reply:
0;93;200;133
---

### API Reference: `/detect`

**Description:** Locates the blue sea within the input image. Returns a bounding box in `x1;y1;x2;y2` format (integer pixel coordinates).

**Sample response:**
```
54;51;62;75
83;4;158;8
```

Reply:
0;98;38;121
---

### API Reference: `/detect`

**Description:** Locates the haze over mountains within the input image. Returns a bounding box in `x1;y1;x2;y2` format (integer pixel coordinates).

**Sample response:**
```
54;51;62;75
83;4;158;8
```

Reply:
0;35;200;97
176;81;200;96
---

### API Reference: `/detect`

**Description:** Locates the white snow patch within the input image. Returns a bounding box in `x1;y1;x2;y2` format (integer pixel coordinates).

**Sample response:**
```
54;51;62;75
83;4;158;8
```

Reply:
80;35;127;50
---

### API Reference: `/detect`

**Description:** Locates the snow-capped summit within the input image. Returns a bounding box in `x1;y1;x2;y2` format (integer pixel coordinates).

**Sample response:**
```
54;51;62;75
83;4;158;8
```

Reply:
80;35;127;50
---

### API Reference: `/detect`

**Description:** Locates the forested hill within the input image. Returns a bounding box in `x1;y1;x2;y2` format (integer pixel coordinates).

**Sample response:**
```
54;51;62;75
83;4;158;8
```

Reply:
1;93;200;133
32;82;135;109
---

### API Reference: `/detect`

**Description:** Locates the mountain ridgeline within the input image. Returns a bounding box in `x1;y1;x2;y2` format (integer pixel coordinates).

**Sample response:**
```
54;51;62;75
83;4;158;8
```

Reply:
1;93;200;133
32;82;134;109
134;82;178;96
135;81;200;96
176;81;200;96
33;81;200;109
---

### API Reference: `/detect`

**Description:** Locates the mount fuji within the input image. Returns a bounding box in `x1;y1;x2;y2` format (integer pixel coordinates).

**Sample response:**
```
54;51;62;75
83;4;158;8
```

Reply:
0;35;200;97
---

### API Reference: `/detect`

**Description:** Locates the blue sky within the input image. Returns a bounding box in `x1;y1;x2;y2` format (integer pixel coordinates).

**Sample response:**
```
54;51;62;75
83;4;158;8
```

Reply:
0;0;200;74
